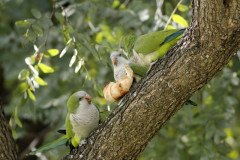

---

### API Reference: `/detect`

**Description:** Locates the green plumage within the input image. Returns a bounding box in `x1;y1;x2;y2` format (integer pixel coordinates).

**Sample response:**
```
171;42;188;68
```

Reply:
27;91;100;155
129;63;148;77
27;135;68;156
120;29;185;66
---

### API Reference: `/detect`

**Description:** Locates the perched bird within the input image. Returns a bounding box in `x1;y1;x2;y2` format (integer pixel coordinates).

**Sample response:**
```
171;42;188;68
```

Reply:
111;51;130;82
120;29;185;67
110;30;197;106
110;51;148;81
28;91;99;155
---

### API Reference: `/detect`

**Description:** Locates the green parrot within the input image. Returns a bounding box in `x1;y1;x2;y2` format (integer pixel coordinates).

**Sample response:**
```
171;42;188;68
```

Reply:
110;51;197;106
119;29;185;68
28;91;99;155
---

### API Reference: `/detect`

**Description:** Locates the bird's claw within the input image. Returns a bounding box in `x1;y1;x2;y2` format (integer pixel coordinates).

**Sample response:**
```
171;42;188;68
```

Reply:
79;139;87;146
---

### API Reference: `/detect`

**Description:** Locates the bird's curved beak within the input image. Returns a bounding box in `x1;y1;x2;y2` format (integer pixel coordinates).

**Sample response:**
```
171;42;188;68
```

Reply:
111;57;118;65
85;94;92;104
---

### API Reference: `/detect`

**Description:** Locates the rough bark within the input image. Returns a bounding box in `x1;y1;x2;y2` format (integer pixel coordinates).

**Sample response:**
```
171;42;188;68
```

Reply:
0;105;18;160
64;0;240;159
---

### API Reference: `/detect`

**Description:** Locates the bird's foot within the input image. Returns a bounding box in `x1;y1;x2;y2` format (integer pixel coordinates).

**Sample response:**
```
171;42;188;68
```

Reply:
79;139;87;146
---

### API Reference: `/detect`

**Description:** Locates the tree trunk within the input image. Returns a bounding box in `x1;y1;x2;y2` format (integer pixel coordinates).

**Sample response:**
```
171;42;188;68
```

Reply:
63;0;240;159
0;105;18;160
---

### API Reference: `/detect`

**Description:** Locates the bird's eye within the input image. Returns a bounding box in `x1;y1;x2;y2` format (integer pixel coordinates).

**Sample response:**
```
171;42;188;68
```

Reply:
79;97;82;101
119;54;121;57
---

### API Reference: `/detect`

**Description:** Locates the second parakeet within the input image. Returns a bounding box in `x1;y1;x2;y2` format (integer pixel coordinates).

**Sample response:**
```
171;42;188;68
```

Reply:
120;29;185;67
110;51;197;106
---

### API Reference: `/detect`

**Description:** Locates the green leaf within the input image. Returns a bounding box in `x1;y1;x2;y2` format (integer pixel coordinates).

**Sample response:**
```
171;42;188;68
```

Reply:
15;20;31;28
112;0;120;8
31;8;42;19
39;63;54;73
76;33;100;59
55;12;65;24
15;82;28;95
27;89;36;101
31;55;35;64
38;18;53;29
11;128;18;139
172;14;188;27
18;69;30;81
34;76;48;86
96;32;103;43
188;144;201;155
24;29;36;42
9;117;13;127
32;24;43;37
14;107;22;128
43;49;59;57
167;25;175;29
178;4;188;12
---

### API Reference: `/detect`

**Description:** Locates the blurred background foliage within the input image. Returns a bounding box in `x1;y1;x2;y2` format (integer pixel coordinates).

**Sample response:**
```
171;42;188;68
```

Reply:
0;0;239;159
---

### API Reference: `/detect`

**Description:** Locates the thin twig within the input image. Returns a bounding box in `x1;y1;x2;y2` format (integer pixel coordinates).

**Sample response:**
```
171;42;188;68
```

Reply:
164;0;183;30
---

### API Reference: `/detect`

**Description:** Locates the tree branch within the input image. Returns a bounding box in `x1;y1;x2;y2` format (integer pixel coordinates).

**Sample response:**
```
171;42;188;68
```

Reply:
0;105;18;160
64;0;240;159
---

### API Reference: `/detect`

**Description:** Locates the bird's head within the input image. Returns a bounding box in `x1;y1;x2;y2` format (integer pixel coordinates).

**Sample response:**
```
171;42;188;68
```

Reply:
67;91;93;112
110;51;129;67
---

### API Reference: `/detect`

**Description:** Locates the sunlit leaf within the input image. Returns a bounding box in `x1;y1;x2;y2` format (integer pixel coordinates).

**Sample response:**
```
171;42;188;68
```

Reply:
167;25;175;29
31;8;41;19
25;57;32;65
31;55;35;64
60;46;69;58
75;59;84;73
18;69;30;81
112;0;120;8
34;76;48;86
39;63;54;73
227;150;239;159
96;32;103;43
178;4;188;12
69;49;77;67
172;14;188;27
15;82;28;95
43;49;60;57
15;20;31;28
27;89;36;101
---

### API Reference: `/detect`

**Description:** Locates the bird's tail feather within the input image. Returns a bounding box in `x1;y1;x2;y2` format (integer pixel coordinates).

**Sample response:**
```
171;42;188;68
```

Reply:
186;99;197;106
27;135;68;156
160;28;186;46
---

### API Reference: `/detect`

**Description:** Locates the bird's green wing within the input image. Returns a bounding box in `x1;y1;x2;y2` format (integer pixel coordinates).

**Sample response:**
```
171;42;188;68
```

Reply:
27;135;67;156
65;113;74;139
133;29;185;55
129;63;148;77
65;113;81;148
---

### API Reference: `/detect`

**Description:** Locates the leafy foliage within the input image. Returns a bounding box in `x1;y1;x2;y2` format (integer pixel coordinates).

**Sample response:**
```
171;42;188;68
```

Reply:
0;0;239;160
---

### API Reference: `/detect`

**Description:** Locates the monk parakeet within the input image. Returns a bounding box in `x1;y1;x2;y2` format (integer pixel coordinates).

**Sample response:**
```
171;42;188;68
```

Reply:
120;29;185;67
110;51;197;106
28;91;99;155
111;51;148;81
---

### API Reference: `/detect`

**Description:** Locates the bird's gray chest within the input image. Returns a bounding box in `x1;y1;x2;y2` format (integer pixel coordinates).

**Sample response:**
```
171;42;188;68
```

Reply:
114;65;127;81
70;105;99;138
